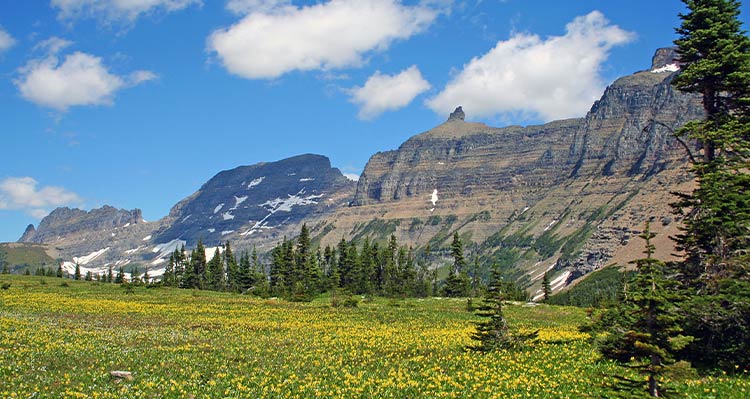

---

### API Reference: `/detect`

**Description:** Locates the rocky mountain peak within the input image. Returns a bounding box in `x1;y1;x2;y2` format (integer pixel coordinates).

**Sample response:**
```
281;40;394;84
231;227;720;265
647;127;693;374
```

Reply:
447;106;465;122
19;224;36;242
651;47;679;70
19;206;143;244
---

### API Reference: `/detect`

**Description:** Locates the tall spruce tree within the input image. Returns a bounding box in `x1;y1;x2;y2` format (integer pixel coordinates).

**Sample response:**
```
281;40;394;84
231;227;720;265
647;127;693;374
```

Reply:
74;263;81;280
595;223;693;397
542;271;552;302
671;0;750;370
207;248;225;291
444;232;470;297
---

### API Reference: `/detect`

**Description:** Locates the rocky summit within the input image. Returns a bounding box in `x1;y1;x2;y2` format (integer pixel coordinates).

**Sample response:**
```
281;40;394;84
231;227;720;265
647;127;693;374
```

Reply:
14;48;703;295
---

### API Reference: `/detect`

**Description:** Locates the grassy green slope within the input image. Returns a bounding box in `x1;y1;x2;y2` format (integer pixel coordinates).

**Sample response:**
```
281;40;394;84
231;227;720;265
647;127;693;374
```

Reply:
0;243;57;273
0;275;746;398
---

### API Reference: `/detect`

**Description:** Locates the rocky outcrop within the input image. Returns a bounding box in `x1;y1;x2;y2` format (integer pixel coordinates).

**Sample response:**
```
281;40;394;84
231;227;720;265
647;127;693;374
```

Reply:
20;206;143;244
19;224;36;242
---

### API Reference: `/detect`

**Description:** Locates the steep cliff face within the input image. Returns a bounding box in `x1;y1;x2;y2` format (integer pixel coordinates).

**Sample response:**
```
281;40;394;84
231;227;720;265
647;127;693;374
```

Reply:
317;48;703;296
156;154;355;246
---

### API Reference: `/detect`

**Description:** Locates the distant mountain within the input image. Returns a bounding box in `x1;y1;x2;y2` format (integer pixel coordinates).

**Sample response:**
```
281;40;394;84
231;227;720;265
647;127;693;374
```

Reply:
13;48;702;295
156;153;355;247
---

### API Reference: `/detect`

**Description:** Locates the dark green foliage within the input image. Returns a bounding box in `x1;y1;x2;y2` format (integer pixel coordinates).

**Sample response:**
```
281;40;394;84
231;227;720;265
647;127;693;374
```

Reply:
542;271;551;302
115;267;124;284
443;232;470;297
549;266;633;308
593;224;693;397
84;271;92;281
467;265;537;352
670;0;750;371
74;263;81;281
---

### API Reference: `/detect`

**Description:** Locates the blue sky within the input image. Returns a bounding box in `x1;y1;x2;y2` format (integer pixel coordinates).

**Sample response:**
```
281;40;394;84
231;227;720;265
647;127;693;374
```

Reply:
0;0;746;242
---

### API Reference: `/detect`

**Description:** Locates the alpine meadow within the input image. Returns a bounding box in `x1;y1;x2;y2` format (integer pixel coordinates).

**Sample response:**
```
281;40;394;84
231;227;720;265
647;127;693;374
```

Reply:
1;0;749;398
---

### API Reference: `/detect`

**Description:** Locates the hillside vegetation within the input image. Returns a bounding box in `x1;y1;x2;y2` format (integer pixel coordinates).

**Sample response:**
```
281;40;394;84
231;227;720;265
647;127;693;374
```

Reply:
0;275;747;398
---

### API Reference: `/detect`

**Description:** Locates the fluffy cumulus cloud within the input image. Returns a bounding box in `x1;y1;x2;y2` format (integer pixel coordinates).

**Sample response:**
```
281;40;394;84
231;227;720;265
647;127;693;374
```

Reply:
0;26;15;53
208;0;439;79
348;65;431;119
0;177;82;219
16;37;157;111
51;0;200;24
427;11;634;122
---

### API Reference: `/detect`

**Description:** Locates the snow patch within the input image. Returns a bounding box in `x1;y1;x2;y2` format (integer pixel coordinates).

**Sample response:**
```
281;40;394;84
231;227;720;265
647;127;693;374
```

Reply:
123;223;130;228
343;173;359;182
221;230;234;236
151;239;185;258
124;247;142;255
151;258;166;266
205;247;221;260
299;178;315;182
430;189;438;206
142;235;152;241
247;176;265;188
241;189;322;236
222;211;235;220
182;215;192;222
73;248;110;265
520;206;530;215
231;195;248;210
207;228;216;233
651;63;679;73
213;203;224;214
437;161;445;165
110;232;116;237
550;271;572;291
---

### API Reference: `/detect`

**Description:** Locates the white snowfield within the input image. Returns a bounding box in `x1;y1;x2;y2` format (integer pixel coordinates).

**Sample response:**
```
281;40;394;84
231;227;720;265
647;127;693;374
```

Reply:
247;177;265;188
231;195;248;210
241;190;323;236
213;203;224;214
74;247;110;265
651;63;679;73
222;211;235;220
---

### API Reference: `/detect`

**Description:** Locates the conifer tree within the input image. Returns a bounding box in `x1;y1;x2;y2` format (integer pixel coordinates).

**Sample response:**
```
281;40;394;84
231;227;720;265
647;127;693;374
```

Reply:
444;232;470;297
164;254;176;287
670;0;750;370
143;267;150;285
224;242;239;292
596;223;693;397
115;267;124;284
56;263;63;278
672;0;750;286
468;264;537;352
74;263;81;280
542;271;552;302
85;271;92;281
184;240;207;289
130;266;140;284
107;266;113;283
207;248;225;291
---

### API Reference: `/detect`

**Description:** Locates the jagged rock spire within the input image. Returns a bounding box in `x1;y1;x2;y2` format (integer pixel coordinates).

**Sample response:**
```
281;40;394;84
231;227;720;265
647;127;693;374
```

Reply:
448;106;465;122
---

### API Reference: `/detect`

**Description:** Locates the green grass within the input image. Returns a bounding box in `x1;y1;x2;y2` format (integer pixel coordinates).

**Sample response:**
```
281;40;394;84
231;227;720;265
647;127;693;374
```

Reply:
0;274;747;398
0;243;56;273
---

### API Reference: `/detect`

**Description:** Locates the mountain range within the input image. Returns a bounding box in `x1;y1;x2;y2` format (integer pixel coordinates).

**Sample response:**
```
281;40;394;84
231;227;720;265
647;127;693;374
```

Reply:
12;48;703;298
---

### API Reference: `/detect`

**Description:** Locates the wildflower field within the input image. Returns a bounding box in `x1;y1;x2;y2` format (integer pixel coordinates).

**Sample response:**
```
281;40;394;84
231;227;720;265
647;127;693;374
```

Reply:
0;275;747;398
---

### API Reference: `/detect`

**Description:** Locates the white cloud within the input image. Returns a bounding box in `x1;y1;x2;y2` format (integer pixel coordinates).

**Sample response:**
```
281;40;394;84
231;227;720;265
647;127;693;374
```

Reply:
348;65;431;119
426;11;635;122
208;0;439;79
52;0;201;24
226;0;291;15
16;39;156;111
0;26;16;53
0;177;82;219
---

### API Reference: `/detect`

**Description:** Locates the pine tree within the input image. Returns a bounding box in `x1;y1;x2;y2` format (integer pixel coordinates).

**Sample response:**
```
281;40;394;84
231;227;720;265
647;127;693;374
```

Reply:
164;253;176;287
74;263;81;280
670;0;750;370
468;264;537;352
107;266;113;283
542;271;552;302
84;271;92;281
596;223;693;397
142;267;150;285
130;266;140;284
184;240;207;289
224;241;239;292
56;263;63;278
115;267;124;284
207;248;225;291
444;232;470;297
